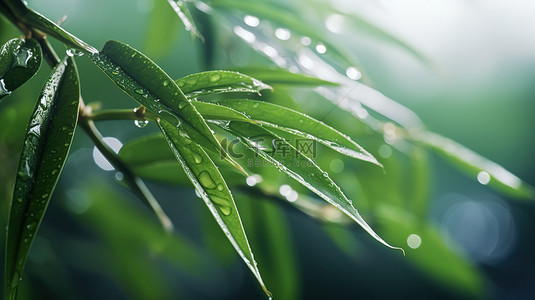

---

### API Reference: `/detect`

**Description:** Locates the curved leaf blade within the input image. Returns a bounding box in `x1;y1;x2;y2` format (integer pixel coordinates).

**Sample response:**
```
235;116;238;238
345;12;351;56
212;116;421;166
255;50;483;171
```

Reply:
234;66;338;87
175;70;272;99
0;38;42;101
158;120;271;297
5;56;80;300
222;122;401;252
166;0;203;41
89;40;243;172
215;99;380;166
413;131;535;199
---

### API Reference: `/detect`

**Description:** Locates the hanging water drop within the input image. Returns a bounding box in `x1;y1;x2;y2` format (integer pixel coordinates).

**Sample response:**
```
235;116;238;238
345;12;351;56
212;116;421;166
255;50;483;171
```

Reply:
0;79;12;97
12;46;33;68
66;48;84;57
134;119;149;128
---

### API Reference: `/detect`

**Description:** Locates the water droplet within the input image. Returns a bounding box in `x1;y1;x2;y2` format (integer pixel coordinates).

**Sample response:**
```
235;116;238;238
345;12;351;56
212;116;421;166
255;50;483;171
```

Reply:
134;89;144;95
198;171;217;189
477;171;491;185
26;221;37;230
0;79;12;96
209;73;222;82
51;169;58;175
134;119;149;128
210;195;232;216
178;100;188;109
41;193;49;199
12;46;33;68
252;103;259;108
131;53;137;58
193;152;203;164
66;48;83;57
18;160;32;181
243;15;260;27
407;233;422;249
345;66;361;80
16;197;22;203
163;80;169;87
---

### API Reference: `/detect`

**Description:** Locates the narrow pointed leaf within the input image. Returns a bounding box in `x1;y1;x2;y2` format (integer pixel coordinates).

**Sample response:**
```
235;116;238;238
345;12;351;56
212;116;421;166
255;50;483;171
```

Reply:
118;134;244;186
413;131;535;199
89;40;242;171
158;120;270;297
175;70;272;99
144;0;182;59
0;38;42;101
234;66;339;86
214;99;380;166
5;56;80;300
3;1;97;53
222;121;401;252
166;0;204;41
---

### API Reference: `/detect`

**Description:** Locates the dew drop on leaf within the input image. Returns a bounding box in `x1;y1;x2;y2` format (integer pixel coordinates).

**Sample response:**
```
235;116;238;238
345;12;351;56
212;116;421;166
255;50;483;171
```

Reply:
178;100;188;109
134;119;149;128
209;73;222;82
198;171;217;189
163;80;169;87
134;88;144;95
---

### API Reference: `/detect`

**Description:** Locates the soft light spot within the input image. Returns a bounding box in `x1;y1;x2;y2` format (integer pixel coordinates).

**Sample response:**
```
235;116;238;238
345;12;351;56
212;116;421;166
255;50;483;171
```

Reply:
275;28;291;40
407;234;422;249
286;190;298;202
234;26;256;43
329;159;345;173
92;137;122;171
301;36;311;46
246;174;263;186
477;171;491;185
279;184;292;196
378;144;392;158
243;15;260;27
325;14;345;33
315;43;327;54
345;66;362;80
298;54;314;69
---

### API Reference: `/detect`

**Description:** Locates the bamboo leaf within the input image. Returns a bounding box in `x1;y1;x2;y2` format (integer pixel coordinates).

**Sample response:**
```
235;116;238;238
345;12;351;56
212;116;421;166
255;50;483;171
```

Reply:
166;0;204;41
214;99;380;166
3;1;97;53
158;119;271;297
175;70;272;99
0;38;42;101
144;0;182;59
234;66;339;86
413;131;535;199
5;56;80;300
118;134;244;186
221;121;401;252
89;40;243;173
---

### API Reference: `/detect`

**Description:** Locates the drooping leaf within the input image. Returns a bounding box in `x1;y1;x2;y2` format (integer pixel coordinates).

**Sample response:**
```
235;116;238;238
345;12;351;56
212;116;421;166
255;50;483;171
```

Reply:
0;38;42;101
3;1;97;53
166;0;204;41
175;70;272;99
158;119;271;297
5;56;80;300
214;99;380;166
118;133;245;186
221;121;401;251
413;130;535;199
234;66;339;86
89;40;243;172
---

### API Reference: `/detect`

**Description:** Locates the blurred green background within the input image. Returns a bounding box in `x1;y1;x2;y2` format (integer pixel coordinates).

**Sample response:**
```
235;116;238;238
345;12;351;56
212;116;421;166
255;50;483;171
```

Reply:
1;0;535;299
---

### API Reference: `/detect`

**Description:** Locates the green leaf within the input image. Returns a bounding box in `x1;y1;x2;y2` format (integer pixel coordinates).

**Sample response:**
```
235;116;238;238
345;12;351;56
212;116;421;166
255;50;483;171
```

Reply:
118;133;244;186
5;56;80;300
0;38;42;101
214;99;380;166
234;66;339;86
175;70;272;98
89;40;243;173
3;1;97;53
222;121;400;251
413;131;535;199
166;0;204;41
158;119;271;297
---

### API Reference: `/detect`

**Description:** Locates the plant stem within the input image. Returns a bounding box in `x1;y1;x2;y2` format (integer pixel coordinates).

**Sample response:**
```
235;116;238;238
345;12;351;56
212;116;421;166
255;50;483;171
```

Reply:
1;4;174;232
88;108;157;122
